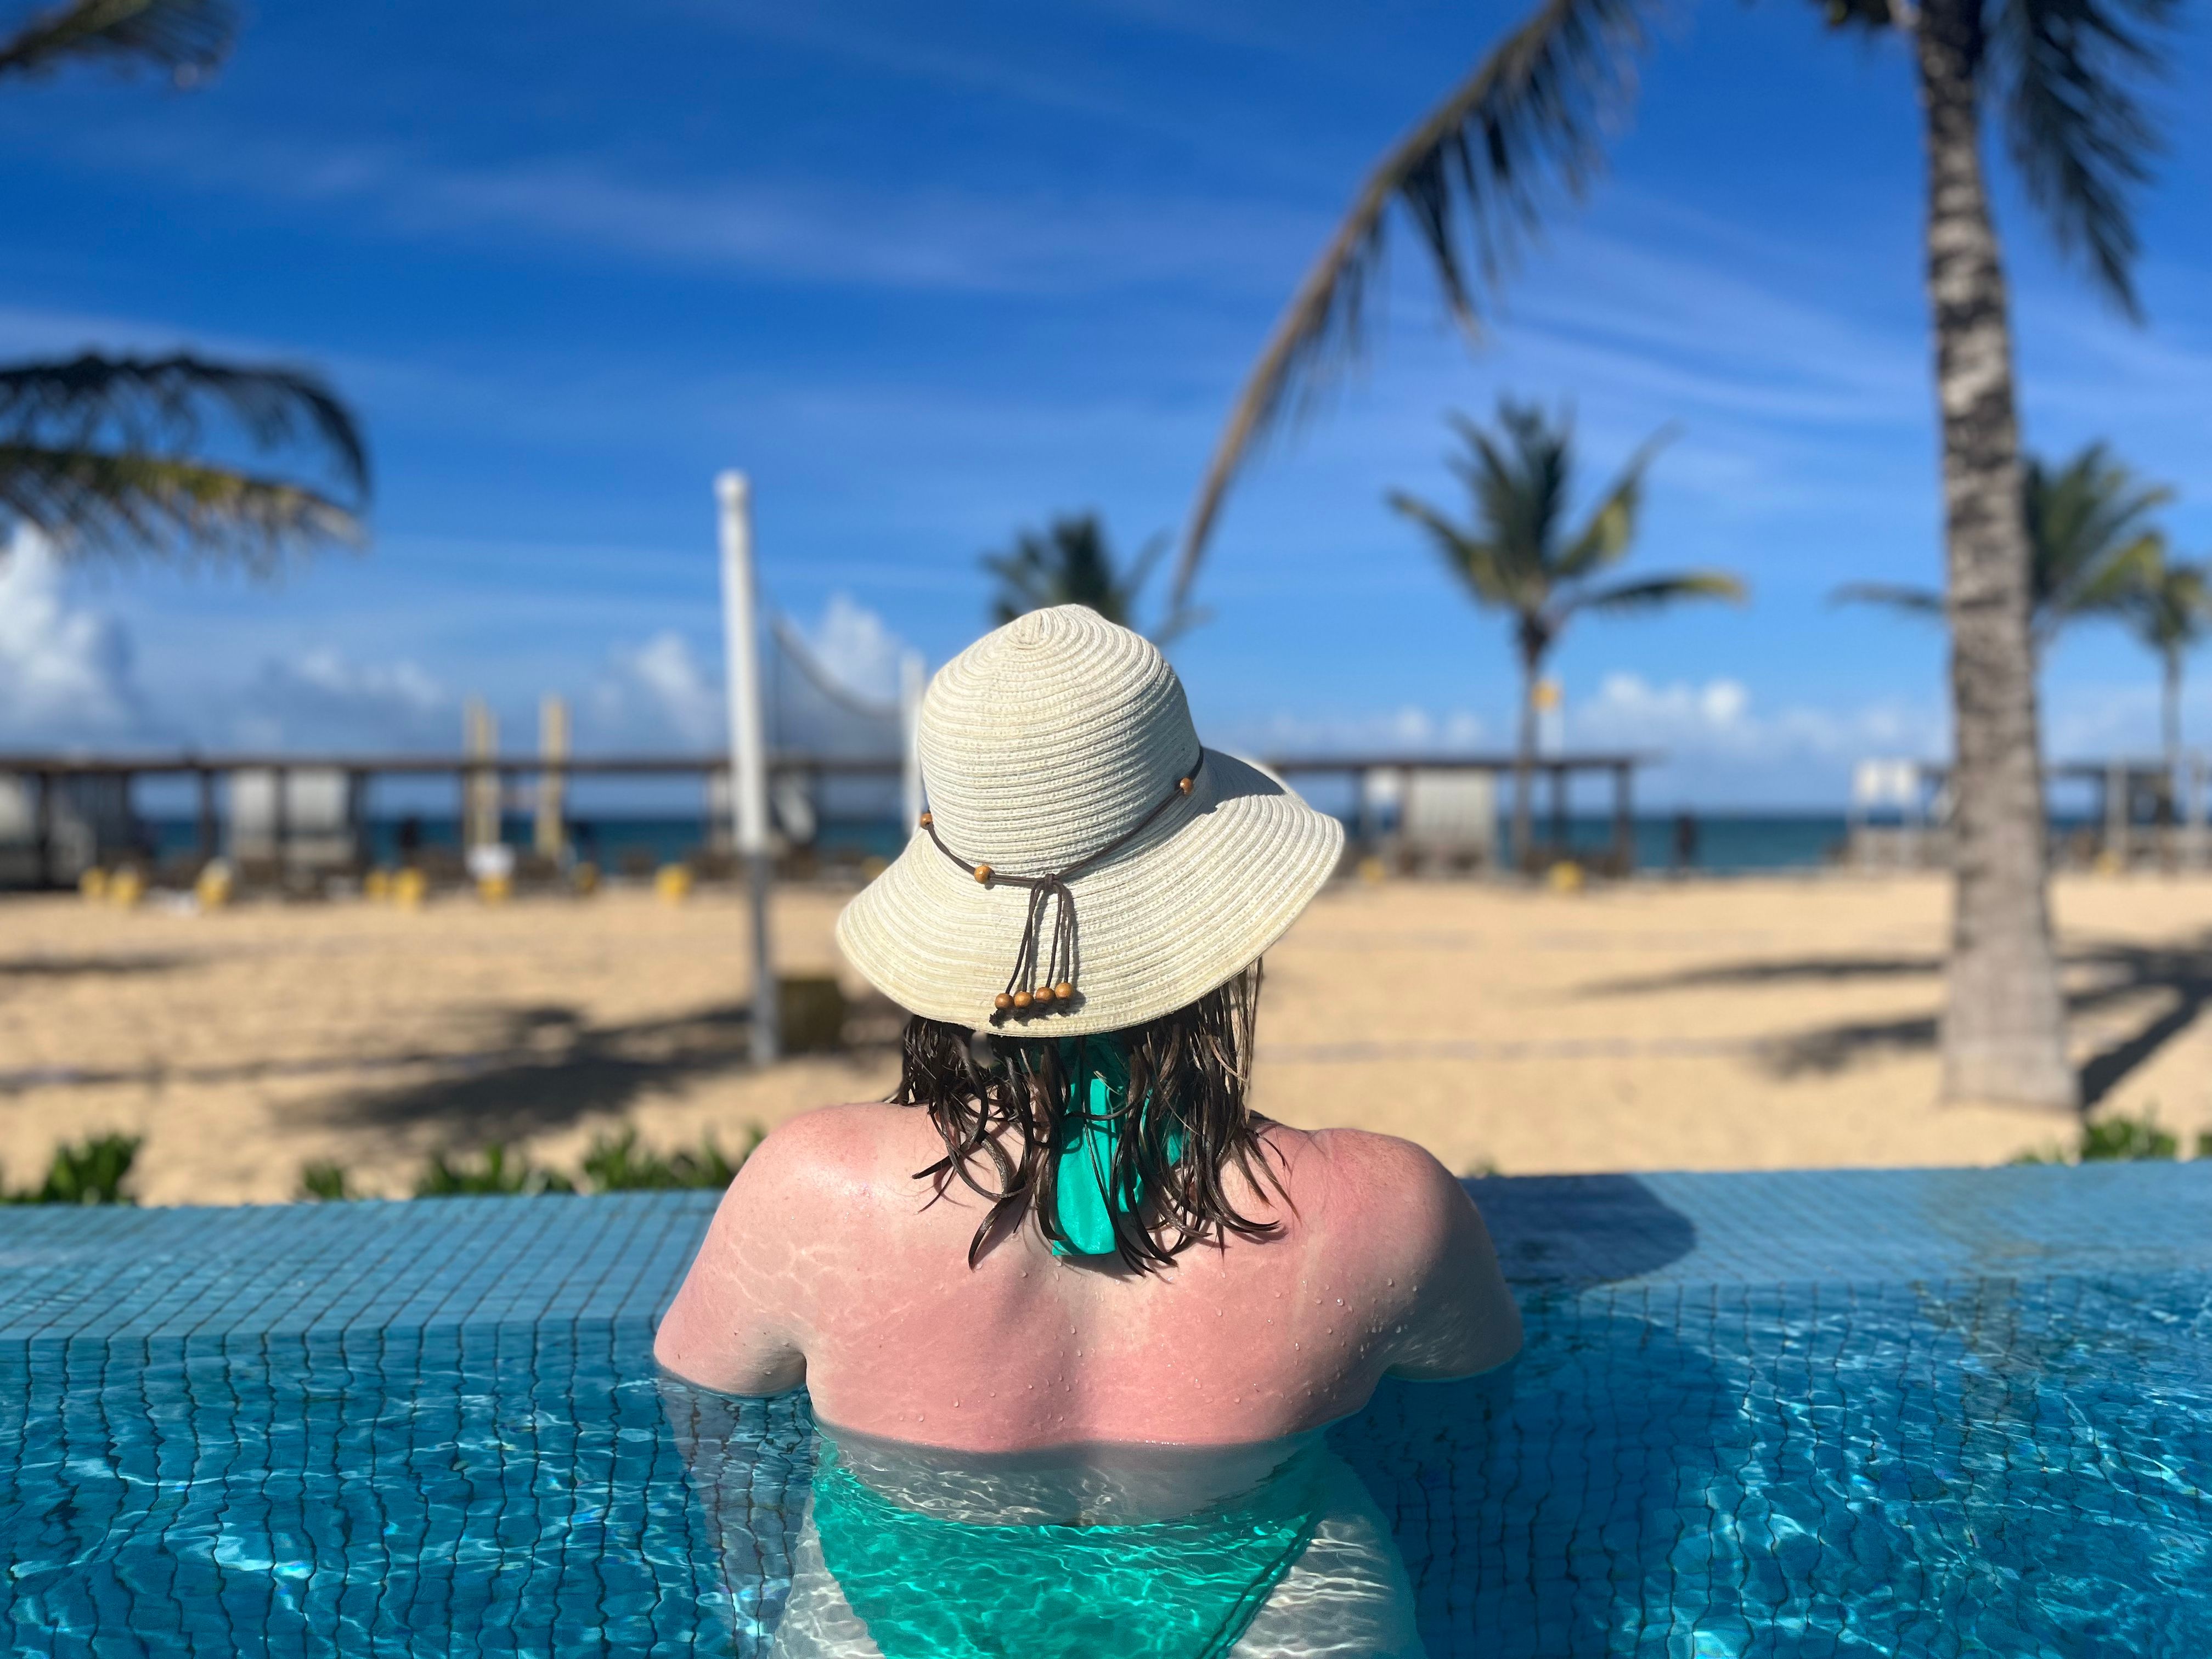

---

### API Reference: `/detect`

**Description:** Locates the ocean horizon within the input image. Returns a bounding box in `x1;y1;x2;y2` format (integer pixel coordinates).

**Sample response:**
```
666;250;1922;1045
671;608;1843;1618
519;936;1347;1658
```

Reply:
140;811;1870;874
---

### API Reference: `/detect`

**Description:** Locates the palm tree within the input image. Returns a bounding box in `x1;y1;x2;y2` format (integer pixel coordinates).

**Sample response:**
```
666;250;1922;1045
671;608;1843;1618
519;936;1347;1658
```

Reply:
1170;0;2178;1109
2116;549;2211;791
1389;400;1743;868
1833;443;2168;651
0;2;368;574
983;513;1203;644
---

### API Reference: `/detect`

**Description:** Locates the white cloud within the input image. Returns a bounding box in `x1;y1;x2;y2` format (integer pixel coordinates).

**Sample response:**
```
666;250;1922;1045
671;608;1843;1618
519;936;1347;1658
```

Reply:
1221;704;1486;757
1566;670;1945;804
792;592;907;706
586;595;918;758
0;528;149;744
227;647;455;751
588;630;725;752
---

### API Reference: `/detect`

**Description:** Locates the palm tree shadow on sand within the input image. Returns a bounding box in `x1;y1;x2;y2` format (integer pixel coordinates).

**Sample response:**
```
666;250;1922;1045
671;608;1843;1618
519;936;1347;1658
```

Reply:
321;995;906;1146
1586;933;2212;1110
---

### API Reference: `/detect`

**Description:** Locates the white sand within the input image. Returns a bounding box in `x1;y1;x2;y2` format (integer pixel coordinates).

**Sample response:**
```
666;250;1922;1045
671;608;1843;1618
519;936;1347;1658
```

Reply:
1;871;2206;1204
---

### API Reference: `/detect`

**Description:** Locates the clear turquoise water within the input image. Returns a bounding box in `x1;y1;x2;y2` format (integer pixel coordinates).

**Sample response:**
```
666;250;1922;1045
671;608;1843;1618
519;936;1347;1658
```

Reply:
4;1171;2211;1655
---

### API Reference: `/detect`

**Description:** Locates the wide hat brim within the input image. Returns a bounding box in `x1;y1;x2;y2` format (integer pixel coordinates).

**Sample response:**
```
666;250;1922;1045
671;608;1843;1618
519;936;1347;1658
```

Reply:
837;748;1344;1035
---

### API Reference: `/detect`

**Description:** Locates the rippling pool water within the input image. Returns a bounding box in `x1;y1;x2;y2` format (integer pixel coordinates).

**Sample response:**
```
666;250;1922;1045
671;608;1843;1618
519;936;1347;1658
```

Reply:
4;1169;2209;1655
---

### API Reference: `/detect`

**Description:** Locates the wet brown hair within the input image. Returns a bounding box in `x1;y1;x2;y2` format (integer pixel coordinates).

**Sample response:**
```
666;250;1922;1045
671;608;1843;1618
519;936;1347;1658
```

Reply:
893;963;1285;1273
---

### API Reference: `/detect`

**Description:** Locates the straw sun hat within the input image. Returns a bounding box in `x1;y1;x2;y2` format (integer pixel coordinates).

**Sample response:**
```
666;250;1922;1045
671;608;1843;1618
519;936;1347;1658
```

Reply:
837;606;1344;1036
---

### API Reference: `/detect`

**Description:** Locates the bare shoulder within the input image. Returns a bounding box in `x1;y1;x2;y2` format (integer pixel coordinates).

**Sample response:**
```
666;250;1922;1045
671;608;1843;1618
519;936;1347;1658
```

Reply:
747;1100;915;1168
1279;1127;1520;1380
1297;1127;1490;1273
706;1102;927;1236
1294;1126;1472;1225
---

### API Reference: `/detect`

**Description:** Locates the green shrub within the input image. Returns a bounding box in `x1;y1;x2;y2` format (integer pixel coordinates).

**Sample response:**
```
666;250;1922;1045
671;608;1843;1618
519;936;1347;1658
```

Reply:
2;1133;143;1204
2013;1109;2191;1166
299;1161;353;1201
580;1126;758;1191
2079;1113;2179;1162
413;1144;575;1198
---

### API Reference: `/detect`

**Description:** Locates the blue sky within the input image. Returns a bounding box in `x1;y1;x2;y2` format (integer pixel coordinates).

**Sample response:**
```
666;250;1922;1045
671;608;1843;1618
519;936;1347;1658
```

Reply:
0;0;2208;806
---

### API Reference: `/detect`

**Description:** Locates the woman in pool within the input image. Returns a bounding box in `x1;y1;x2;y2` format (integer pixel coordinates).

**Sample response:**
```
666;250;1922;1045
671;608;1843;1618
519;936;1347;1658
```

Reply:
657;606;1521;1657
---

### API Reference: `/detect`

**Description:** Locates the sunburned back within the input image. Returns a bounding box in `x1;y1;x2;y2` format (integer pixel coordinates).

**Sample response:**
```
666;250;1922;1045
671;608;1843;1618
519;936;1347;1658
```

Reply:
656;1103;1520;1451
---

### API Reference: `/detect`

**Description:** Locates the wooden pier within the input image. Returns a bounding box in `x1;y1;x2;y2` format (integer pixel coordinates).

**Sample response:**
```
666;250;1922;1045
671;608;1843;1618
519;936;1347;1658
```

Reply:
0;748;1656;888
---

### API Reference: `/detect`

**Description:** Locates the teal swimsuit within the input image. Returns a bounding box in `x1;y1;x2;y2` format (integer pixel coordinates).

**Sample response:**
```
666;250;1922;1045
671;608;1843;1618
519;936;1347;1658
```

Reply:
806;1040;1311;1657
809;1436;1320;1659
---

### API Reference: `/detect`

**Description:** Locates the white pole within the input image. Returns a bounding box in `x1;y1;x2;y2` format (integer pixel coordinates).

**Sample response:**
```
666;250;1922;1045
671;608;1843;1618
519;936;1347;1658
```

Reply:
718;470;779;1064
899;649;927;837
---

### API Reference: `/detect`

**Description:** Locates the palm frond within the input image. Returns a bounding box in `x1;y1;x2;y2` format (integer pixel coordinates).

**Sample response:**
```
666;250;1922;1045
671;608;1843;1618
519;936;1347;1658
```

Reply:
2062;528;2163;613
1385;487;1518;608
1576;570;1745;615
1990;0;2179;317
981;512;1201;643
0;354;369;501
1174;0;1655;603
0;444;362;574
2125;556;2212;653
0;0;233;84
2027;442;2171;626
1831;581;1948;618
1555;424;1673;579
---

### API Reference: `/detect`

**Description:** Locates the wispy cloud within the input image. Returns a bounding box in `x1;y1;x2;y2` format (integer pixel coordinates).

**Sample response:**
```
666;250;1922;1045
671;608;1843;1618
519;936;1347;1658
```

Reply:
67;126;1326;298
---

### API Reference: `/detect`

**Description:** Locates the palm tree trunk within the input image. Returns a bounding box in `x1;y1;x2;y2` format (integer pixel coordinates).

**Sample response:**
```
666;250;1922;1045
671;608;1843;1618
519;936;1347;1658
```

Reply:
2163;650;2182;782
1514;650;1539;873
1916;0;2076;1110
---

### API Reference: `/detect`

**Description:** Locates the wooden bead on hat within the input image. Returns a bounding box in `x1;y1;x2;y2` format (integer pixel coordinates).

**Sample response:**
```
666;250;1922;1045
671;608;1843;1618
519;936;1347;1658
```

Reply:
1053;980;1074;1000
1011;990;1033;1009
1031;985;1056;1006
994;992;1014;1012
973;864;992;884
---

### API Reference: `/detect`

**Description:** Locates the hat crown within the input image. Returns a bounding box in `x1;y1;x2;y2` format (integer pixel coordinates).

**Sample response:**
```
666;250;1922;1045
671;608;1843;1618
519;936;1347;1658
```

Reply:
919;606;1199;873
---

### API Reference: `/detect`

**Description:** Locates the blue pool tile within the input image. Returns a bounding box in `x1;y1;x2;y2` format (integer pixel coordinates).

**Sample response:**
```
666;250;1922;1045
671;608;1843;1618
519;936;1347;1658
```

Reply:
4;1169;2212;1655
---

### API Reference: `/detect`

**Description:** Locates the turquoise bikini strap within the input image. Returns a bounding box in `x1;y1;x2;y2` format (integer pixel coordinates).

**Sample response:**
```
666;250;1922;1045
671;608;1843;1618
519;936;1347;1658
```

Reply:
1051;1037;1180;1259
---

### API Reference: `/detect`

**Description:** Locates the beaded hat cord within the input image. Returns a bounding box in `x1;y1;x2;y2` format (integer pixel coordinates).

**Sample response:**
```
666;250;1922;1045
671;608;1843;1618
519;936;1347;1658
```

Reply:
922;751;1205;1024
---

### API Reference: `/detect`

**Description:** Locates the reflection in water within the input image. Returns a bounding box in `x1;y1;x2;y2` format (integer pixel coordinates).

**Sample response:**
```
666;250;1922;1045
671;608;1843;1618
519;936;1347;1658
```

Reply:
659;1374;1424;1658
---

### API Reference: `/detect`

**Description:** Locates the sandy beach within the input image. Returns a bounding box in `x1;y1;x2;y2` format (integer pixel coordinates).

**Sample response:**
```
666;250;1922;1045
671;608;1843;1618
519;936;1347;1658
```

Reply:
2;870;2208;1205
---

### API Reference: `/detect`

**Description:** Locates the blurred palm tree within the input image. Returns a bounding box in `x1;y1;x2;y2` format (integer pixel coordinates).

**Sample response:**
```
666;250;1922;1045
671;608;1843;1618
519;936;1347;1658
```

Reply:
1389;400;1743;868
983;513;1203;645
0;1;368;574
2117;550;2211;786
1170;0;2179;1109
1833;443;2169;651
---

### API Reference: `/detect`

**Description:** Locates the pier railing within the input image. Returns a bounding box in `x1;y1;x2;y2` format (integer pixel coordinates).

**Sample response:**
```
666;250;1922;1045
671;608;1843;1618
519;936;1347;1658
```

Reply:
0;748;1656;888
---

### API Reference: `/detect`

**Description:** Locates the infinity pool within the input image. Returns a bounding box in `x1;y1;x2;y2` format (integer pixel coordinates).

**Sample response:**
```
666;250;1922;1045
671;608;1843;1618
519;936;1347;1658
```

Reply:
4;1166;2209;1656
